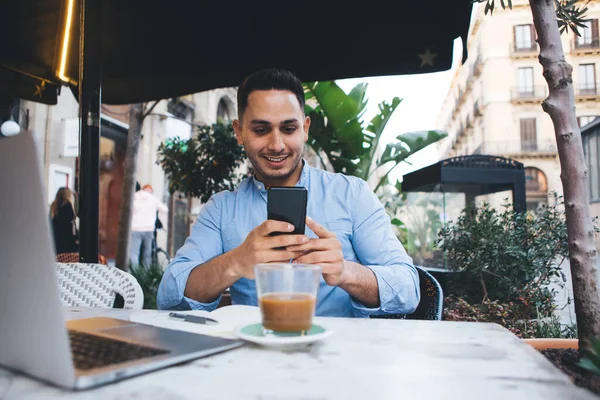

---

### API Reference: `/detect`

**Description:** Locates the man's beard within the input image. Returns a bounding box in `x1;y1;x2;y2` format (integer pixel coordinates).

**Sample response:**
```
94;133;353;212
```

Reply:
249;151;303;184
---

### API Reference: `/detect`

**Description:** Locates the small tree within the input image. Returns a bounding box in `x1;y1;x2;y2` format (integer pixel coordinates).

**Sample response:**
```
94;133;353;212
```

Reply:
115;101;159;272
475;0;600;350
157;122;247;204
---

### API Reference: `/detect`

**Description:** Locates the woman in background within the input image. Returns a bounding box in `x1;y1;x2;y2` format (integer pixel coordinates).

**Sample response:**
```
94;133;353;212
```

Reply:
50;187;78;254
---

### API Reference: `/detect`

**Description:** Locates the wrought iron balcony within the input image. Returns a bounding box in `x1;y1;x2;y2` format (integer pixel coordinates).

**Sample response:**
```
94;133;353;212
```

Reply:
510;86;547;103
572;38;600;53
576;84;600;99
478;139;557;155
510;42;539;58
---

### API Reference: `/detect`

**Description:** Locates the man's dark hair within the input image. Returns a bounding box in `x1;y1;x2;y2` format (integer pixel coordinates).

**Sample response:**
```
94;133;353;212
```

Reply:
237;69;305;119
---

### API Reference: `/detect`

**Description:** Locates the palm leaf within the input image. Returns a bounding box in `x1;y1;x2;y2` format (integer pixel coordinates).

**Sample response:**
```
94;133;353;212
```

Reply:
304;81;365;157
373;130;447;192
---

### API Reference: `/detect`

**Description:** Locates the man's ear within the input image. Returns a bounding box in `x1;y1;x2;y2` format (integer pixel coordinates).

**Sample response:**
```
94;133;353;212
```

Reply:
232;119;244;145
303;115;311;142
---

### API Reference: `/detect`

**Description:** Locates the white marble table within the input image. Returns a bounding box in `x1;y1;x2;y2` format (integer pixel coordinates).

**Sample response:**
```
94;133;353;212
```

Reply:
0;308;596;400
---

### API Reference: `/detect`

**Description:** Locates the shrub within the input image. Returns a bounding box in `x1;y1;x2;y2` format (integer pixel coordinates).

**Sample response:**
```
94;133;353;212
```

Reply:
436;194;568;312
129;263;164;309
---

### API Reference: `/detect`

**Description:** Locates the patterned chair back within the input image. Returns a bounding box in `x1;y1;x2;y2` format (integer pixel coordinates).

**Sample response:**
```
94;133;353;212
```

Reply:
56;263;144;309
371;266;444;321
56;252;108;265
405;266;444;320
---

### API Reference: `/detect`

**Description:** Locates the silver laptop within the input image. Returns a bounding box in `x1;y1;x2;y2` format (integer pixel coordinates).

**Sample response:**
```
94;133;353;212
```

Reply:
0;132;243;390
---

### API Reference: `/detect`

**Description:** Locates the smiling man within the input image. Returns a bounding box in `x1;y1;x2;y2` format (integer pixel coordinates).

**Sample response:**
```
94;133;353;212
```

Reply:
157;69;419;317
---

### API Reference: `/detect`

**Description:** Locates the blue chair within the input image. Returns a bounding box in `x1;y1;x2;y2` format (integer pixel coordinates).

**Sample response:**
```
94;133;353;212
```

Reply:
371;266;444;321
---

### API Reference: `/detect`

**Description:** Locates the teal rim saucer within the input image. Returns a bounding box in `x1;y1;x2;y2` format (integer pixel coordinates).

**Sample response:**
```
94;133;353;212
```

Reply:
240;323;326;338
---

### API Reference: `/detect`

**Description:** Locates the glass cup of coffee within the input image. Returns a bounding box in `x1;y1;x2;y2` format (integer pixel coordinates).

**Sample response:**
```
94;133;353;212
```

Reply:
254;263;321;335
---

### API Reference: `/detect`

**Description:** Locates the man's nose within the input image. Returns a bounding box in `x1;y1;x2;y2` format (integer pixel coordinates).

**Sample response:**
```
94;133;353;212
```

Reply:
267;131;285;153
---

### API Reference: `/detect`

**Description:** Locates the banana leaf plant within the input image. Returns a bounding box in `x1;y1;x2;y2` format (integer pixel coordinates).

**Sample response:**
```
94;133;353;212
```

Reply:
303;81;446;192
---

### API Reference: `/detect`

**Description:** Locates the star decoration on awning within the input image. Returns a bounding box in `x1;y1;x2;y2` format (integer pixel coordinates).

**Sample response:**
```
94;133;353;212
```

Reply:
418;49;437;68
34;80;47;98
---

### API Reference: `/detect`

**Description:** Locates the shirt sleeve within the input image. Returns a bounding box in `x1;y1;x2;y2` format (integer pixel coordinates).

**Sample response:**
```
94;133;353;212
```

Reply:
157;195;224;311
154;196;169;213
348;179;420;317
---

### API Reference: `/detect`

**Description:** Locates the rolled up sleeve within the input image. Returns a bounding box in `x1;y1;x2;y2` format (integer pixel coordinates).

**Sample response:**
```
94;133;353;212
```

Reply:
157;195;225;311
349;179;420;317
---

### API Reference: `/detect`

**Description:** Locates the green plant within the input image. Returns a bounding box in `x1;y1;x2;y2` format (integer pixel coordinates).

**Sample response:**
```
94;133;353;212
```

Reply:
436;194;569;307
403;193;444;266
303;81;446;191
129;263;164;309
579;337;600;375
156;122;247;202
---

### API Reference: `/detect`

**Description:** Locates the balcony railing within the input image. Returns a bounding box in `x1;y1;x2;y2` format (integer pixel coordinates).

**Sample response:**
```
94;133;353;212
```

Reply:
478;139;557;155
511;86;547;102
510;42;539;57
576;84;600;98
572;38;600;52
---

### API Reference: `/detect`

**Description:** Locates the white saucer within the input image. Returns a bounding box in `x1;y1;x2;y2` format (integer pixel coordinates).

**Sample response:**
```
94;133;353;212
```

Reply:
234;322;333;348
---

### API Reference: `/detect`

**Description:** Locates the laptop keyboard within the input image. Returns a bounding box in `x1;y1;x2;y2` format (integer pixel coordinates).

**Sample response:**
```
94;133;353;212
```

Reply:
69;330;170;370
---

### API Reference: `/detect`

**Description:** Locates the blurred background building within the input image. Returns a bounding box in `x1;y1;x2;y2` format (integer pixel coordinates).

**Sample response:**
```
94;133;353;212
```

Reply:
436;0;600;211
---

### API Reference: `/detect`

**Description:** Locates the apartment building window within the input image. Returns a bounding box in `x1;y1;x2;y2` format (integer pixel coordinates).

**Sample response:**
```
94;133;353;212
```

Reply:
520;118;537;151
576;19;599;48
514;24;535;50
583;129;600;201
578;115;598;128
579;64;596;94
517;67;534;96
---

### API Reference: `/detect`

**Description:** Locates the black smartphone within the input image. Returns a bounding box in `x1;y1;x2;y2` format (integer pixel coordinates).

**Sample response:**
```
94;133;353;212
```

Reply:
267;187;308;236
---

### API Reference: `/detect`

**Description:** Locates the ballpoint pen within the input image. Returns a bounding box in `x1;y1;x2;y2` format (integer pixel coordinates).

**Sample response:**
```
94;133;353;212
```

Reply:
168;312;218;325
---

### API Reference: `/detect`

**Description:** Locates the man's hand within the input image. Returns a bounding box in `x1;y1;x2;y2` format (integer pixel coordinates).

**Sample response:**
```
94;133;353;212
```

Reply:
229;220;308;279
287;217;348;286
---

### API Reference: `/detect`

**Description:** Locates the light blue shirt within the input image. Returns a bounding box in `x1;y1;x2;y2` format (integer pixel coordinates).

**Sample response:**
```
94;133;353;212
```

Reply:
157;162;420;317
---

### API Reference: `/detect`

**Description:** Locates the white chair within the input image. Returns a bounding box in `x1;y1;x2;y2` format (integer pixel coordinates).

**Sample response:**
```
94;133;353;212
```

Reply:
56;263;144;309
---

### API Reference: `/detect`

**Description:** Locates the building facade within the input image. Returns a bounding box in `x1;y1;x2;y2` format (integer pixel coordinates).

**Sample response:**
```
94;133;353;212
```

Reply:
2;87;237;261
436;0;600;211
582;117;600;248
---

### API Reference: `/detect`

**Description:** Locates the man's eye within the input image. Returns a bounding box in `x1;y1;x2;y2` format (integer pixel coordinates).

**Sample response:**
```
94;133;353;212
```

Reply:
282;126;297;133
253;128;268;134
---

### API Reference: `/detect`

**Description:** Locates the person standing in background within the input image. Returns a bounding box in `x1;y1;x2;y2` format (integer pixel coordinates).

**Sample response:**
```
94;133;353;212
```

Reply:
130;184;168;268
50;187;78;254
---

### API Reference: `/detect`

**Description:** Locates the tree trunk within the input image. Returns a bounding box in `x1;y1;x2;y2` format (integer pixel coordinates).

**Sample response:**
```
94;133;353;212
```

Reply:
167;192;175;258
187;194;193;237
115;103;144;271
529;0;600;350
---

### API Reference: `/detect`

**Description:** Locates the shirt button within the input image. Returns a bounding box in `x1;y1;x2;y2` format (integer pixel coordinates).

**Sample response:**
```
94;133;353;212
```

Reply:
258;185;262;190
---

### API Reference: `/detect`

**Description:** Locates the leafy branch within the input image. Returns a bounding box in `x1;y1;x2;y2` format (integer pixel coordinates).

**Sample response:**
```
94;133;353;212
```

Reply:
473;0;589;35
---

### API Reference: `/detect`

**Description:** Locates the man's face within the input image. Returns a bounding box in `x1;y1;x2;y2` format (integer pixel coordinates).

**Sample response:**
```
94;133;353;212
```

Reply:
233;90;310;186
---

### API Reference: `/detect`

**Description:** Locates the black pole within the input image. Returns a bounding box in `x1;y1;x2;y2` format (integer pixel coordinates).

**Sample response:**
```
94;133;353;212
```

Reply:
78;0;102;263
513;178;527;214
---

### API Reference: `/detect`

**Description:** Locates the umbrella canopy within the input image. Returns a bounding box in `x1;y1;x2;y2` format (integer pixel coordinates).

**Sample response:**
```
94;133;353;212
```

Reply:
1;1;473;105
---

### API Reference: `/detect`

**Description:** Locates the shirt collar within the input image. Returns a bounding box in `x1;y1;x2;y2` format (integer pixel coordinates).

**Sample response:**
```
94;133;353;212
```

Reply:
252;159;310;193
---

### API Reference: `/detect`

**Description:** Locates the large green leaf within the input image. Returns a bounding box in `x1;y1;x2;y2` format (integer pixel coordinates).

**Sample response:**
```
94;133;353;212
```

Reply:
355;97;402;180
348;83;368;121
304;81;365;157
373;130;447;192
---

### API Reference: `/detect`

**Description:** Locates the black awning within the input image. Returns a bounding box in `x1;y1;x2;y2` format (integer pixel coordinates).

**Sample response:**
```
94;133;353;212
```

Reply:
1;0;474;105
402;155;527;212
